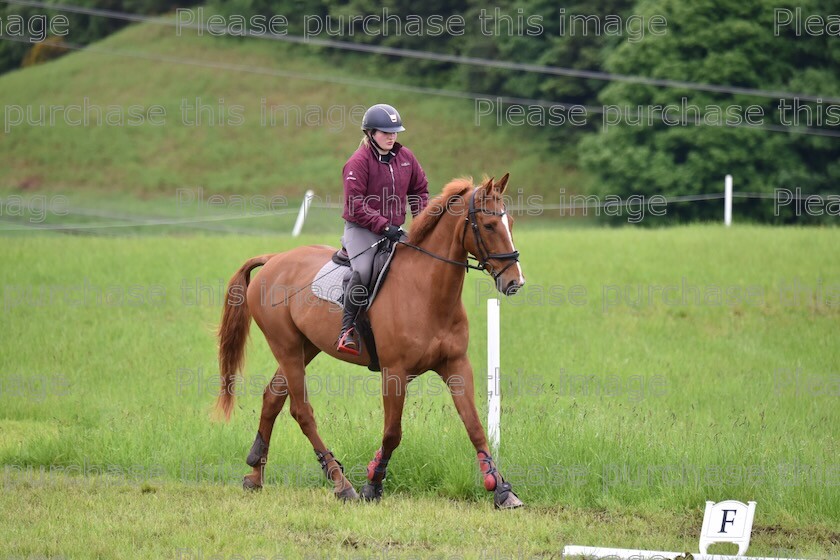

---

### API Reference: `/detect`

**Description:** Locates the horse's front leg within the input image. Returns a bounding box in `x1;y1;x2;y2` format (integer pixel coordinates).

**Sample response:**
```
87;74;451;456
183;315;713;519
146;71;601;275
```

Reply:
436;355;524;509
361;367;407;501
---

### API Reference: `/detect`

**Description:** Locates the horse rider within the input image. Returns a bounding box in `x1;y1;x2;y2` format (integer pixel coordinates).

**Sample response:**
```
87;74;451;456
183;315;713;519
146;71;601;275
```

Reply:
337;103;429;355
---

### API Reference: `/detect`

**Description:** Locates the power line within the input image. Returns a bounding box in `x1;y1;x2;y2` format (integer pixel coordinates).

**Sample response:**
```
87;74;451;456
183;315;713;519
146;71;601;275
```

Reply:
2;191;836;233
0;203;301;232
60;205;282;235
528;191;840;212
733;191;840;200
3;0;840;105
531;193;725;211
2;34;840;139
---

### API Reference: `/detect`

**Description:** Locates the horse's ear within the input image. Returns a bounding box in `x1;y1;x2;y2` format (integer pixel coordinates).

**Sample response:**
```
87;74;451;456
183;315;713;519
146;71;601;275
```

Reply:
481;176;495;191
494;173;510;194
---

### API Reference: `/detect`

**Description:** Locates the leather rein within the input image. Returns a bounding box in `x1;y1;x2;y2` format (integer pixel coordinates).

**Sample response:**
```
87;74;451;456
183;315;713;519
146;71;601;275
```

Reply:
399;188;520;281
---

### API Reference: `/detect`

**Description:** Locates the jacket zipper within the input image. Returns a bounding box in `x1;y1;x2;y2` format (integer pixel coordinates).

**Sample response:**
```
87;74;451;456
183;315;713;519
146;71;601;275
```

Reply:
388;163;396;224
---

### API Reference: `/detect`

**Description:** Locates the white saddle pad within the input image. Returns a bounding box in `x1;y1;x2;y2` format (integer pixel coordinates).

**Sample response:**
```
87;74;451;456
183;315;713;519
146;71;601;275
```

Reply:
310;242;400;310
310;260;348;307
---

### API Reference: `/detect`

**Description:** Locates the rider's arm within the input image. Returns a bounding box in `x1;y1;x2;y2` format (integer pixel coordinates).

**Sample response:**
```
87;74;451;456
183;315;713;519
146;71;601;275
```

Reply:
342;158;389;234
406;151;429;218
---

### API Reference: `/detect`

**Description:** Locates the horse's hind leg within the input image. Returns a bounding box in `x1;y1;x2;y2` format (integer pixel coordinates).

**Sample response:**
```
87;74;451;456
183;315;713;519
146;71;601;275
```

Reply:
280;345;358;500
242;342;319;490
242;367;289;490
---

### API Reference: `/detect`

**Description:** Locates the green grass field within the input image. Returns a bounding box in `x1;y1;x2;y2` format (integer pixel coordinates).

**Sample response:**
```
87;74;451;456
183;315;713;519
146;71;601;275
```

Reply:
1;226;838;559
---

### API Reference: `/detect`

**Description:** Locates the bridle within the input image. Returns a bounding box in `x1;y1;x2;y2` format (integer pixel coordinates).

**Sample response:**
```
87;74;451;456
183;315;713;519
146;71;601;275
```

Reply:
401;187;521;281
461;187;521;280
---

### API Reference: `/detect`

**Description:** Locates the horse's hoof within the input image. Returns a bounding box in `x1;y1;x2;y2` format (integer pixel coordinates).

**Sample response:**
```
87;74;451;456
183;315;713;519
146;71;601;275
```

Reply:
493;482;523;509
360;482;383;502
335;485;359;502
243;476;263;492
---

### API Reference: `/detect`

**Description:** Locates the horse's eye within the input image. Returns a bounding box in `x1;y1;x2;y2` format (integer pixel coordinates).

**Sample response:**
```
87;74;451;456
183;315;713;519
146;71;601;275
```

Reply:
483;223;494;231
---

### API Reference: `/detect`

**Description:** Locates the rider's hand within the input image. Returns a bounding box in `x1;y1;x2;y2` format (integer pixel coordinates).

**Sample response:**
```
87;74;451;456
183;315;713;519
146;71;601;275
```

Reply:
382;225;403;242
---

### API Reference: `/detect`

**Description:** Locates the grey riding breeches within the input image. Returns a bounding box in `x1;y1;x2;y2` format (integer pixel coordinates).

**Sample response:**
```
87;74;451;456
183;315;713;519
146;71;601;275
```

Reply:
341;221;382;287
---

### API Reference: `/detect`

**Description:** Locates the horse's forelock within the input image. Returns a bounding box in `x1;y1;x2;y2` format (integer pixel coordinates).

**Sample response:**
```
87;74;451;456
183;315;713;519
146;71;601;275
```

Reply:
409;178;474;245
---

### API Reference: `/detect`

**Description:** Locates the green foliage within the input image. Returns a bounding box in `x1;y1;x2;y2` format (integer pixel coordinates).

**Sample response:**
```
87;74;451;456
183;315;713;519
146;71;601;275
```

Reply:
578;0;840;222
0;4;43;72
0;0;182;74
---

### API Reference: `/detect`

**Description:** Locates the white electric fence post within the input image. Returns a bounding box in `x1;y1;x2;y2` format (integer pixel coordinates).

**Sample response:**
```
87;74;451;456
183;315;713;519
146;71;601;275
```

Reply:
487;298;500;458
725;174;733;227
292;190;315;237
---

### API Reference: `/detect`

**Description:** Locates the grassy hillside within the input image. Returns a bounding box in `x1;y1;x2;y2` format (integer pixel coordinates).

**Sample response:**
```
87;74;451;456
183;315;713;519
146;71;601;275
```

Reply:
0;22;584;201
1;226;838;558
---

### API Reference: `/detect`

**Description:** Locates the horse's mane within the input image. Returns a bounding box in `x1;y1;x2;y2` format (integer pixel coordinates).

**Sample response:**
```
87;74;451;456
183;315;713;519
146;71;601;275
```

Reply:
409;177;474;245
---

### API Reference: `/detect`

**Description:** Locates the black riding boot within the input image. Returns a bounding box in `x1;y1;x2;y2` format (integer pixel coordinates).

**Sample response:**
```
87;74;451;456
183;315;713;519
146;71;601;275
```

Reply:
337;271;367;355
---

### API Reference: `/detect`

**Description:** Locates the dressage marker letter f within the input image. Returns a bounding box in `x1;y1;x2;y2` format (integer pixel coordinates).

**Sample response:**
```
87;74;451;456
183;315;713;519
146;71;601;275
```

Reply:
719;509;737;533
699;500;757;556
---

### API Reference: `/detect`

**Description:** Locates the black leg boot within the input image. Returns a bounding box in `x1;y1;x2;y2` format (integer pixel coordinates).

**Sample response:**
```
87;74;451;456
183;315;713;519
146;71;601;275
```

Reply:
337;271;367;355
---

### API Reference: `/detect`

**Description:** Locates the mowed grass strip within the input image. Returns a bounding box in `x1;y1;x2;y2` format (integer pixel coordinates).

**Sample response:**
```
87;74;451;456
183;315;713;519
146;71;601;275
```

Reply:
0;225;838;558
1;471;838;560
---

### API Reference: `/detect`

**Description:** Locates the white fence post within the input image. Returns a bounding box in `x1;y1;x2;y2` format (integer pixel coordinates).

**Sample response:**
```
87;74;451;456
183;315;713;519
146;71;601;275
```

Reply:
487;298;500;458
292;190;315;237
724;175;733;227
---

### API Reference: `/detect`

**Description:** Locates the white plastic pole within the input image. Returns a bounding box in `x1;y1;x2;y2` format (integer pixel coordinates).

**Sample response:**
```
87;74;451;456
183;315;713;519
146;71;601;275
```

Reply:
292;190;315;237
562;546;806;560
487;298;500;457
724;175;733;227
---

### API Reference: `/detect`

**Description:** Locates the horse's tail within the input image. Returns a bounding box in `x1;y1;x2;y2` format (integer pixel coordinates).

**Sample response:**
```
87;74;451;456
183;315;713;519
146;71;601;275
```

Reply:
216;254;274;421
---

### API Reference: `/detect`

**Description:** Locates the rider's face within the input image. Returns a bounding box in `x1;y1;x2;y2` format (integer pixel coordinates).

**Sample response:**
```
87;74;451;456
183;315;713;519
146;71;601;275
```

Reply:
372;130;397;152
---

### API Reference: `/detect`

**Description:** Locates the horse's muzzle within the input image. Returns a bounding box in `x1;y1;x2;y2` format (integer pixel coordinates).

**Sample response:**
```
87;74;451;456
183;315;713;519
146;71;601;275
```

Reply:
502;278;523;296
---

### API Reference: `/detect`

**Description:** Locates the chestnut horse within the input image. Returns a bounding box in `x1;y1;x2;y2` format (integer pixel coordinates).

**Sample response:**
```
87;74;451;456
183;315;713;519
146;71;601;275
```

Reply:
216;174;526;508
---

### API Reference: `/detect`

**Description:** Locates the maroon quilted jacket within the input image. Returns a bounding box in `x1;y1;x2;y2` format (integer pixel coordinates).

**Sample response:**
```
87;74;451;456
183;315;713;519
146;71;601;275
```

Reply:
342;142;429;234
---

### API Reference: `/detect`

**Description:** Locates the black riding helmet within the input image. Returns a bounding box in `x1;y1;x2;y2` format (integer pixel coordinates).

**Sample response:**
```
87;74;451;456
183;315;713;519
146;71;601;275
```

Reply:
361;104;406;133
